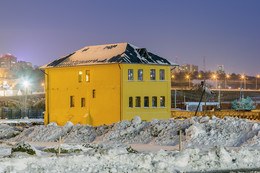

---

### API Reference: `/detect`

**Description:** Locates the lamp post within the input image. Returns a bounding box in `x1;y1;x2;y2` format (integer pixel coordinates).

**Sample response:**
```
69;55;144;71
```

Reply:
218;85;221;109
185;75;190;89
212;74;217;89
240;75;245;100
256;75;260;90
225;74;230;89
23;81;29;118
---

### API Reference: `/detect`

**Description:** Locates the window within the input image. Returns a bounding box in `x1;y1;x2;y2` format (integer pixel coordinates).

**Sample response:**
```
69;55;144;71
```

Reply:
78;71;83;82
138;69;143;81
93;89;95;98
81;98;85;107
86;70;90;82
150;69;156;80
129;97;133;108
70;96;75;107
160;69;165;80
160;96;165;107
135;96;141;107
144;96;149;107
152;96;157;107
128;69;133;80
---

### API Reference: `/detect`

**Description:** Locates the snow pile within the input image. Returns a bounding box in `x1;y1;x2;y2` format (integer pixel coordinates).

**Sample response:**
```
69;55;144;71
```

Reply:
6;116;260;148
9;122;74;142
103;117;150;144
0;124;22;139
11;141;37;156
64;124;113;143
186;116;260;147
4;116;258;148
0;144;260;172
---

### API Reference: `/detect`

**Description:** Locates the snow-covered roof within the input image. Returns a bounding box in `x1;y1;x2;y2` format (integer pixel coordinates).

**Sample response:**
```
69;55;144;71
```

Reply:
41;43;176;68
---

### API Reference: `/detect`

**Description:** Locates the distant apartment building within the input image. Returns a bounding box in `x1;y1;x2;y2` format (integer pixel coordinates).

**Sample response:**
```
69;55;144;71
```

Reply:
172;64;198;73
217;65;225;74
0;54;17;69
0;54;33;89
17;61;32;69
0;54;32;71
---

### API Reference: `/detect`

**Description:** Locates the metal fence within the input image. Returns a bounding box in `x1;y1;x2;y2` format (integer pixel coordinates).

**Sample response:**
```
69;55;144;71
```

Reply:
0;109;44;119
171;110;260;120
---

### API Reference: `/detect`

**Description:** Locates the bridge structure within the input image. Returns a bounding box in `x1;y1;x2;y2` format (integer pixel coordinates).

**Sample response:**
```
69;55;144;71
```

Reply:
0;92;45;107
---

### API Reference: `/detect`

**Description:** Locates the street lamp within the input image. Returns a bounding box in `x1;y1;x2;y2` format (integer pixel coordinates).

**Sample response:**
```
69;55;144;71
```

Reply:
171;74;175;79
23;81;30;118
256;75;260;90
198;74;202;79
185;75;190;88
218;85;221;109
240;75;245;100
212;74;218;89
225;74;230;89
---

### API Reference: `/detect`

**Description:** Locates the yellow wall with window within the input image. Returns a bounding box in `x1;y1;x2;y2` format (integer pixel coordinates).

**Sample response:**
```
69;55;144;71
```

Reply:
122;64;171;121
44;64;121;126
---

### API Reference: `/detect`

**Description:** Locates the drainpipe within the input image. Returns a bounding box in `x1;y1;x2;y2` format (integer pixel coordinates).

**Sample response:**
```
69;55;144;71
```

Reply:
118;64;122;121
40;69;50;124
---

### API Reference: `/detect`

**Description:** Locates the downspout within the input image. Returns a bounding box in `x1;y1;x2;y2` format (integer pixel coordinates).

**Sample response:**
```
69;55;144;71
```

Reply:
40;69;50;124
118;63;122;121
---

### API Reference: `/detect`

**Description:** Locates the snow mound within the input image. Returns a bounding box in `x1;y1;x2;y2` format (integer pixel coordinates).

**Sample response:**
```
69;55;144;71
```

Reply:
63;124;113;143
0;124;22;139
4;116;260;148
0;144;260;172
11;141;37;156
186;116;260;147
9;124;71;142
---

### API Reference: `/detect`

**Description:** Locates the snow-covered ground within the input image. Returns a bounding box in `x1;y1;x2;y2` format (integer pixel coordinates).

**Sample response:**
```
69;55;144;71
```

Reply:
0;116;259;172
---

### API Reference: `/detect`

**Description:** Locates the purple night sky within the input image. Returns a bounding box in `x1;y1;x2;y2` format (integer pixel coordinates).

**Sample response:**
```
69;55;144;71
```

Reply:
0;0;260;75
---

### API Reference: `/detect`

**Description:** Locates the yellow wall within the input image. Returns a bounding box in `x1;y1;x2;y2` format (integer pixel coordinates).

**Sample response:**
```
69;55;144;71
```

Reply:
44;64;121;126
122;64;171;121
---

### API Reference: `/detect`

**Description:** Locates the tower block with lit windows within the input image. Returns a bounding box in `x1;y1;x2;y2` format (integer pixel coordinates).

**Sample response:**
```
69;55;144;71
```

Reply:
41;43;176;126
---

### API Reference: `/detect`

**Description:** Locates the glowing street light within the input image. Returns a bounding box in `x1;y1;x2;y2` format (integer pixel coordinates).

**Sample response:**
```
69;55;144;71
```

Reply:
185;75;191;88
256;75;260;90
171;74;175;79
240;75;245;100
212;74;218;89
23;81;30;118
198;74;202;79
225;74;230;89
241;74;246;90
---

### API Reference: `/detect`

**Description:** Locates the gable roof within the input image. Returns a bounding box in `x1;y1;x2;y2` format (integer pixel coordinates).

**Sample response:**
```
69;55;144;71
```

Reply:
41;43;176;68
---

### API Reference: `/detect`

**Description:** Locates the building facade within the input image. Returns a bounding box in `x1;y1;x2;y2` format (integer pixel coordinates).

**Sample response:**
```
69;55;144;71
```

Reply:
41;43;175;126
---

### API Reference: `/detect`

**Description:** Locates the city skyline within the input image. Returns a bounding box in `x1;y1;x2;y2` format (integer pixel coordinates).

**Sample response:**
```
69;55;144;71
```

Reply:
0;0;260;75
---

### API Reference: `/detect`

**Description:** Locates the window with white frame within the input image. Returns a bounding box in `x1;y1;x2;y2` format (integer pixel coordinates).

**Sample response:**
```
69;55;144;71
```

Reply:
150;69;156;80
159;69;165;80
135;96;141;107
152;96;157;107
138;69;143;81
144;96;149;107
128;69;133;80
160;96;165;107
129;97;133;108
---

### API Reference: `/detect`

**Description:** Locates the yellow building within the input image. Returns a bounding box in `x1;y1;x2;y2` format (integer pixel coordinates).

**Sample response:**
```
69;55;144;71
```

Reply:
41;43;176;126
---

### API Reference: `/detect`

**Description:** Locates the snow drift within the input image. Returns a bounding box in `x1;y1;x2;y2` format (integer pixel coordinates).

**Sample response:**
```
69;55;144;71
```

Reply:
8;116;260;148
